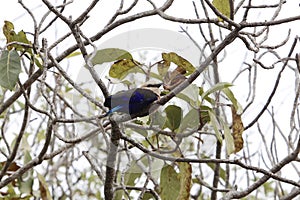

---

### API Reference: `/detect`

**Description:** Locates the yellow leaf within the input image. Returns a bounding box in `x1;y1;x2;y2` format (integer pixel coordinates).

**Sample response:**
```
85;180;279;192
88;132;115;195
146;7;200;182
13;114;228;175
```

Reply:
109;59;138;79
2;21;32;52
3;21;16;50
162;52;195;75
3;21;14;39
212;0;232;21
177;161;192;200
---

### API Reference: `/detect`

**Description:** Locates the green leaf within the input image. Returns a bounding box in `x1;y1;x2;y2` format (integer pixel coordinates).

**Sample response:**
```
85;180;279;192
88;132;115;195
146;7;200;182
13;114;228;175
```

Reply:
162;52;195;75
199;105;211;127
150;159;164;180
24;150;32;165
34;57;43;68
65;85;73;93
109;59;138;79
263;181;274;195
37;129;46;142
199;86;215;105
176;93;193;104
114;190;124;200
201;154;227;181
124;161;142;186
91;48;132;65
160;164;181;199
19;182;33;197
0;50;21;90
160;163;191;200
212;0;231;21
66;51;81;58
16;100;25;109
223;88;243;114
21;134;31;151
129;126;148;137
201;82;233;100
180;84;199;106
164;105;183;132
149;71;163;81
205;162;227;181
15;30;32;53
7;183;17;197
208;110;223;143
18;171;33;195
179;108;199;133
142;192;155;200
221;119;235;155
21;150;33;195
150;109;166;129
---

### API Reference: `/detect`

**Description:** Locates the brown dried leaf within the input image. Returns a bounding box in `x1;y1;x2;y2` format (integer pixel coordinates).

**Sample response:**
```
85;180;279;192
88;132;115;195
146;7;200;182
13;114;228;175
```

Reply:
231;105;244;153
0;161;21;173
175;66;186;75
163;67;187;90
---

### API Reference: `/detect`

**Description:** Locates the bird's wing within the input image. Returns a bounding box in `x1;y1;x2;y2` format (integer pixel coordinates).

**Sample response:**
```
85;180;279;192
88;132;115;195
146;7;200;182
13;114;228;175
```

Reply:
104;88;159;116
132;88;159;103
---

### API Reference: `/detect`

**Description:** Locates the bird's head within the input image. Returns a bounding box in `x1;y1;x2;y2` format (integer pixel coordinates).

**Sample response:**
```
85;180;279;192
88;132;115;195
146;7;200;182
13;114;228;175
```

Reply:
140;82;162;97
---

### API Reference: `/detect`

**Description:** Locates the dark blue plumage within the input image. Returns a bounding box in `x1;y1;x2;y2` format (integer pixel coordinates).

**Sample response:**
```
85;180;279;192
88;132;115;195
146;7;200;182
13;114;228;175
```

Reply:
104;87;160;118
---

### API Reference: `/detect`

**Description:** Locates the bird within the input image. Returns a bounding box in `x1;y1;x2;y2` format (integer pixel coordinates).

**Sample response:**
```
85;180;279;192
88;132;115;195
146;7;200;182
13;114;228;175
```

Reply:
104;83;162;118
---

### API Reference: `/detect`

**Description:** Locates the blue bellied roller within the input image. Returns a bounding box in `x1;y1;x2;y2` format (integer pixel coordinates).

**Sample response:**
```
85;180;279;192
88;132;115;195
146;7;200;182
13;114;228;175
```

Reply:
104;83;162;118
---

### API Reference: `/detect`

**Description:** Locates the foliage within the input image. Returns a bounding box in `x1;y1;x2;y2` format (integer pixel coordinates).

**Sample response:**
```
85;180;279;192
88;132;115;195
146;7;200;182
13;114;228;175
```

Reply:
0;1;299;200
0;50;21;90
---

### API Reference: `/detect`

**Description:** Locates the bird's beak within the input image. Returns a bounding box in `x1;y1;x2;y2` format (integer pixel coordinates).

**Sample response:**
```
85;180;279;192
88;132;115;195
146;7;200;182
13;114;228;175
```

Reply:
142;83;163;88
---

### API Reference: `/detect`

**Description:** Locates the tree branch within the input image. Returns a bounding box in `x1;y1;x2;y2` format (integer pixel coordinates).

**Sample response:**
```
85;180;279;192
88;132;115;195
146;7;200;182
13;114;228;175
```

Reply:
104;119;121;200
221;138;300;199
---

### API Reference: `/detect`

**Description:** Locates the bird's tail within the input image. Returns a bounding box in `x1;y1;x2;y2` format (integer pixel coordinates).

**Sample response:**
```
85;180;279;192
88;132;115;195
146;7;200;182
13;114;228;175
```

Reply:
104;105;123;117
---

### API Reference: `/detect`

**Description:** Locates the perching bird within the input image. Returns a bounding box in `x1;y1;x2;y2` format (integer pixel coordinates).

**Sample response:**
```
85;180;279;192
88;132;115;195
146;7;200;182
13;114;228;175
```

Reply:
104;83;162;118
